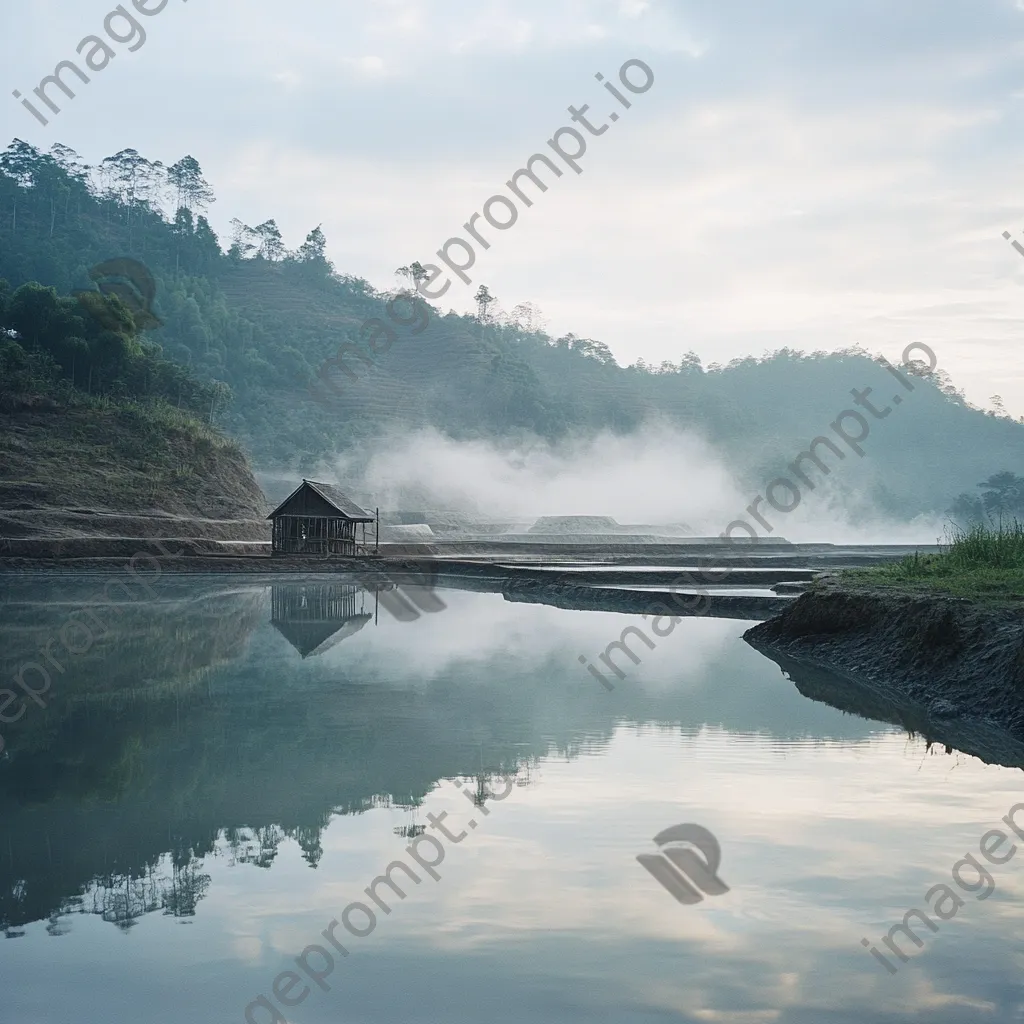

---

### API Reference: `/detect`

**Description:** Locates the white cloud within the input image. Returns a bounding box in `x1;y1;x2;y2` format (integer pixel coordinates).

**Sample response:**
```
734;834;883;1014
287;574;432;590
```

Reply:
1;0;1022;416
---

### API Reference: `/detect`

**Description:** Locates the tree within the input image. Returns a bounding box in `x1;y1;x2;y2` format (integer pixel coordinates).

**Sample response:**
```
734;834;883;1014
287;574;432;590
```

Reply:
252;219;286;261
99;149;166;249
166;155;215;215
49;143;90;185
395;262;429;292
509;302;547;334
976;471;1024;525
569;336;616;365
0;139;44;236
475;284;495;320
0;139;42;188
48;143;90;219
228;218;258;260
299;225;329;264
679;350;703;373
947;491;983;527
296;225;335;283
193;216;221;269
207;379;233;424
173;207;195;238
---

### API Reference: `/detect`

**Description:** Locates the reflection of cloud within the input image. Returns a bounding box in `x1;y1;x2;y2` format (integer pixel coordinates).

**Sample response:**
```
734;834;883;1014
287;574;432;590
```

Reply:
309;586;742;691
212;726;1024;1024
7;579;1024;1020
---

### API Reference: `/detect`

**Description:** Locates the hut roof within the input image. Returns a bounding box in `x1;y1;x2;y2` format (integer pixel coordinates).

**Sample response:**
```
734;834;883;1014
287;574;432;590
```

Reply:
267;480;375;521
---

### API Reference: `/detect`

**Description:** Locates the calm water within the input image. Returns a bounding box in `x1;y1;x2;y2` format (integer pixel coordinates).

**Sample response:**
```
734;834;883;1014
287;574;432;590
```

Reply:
1;576;1023;1023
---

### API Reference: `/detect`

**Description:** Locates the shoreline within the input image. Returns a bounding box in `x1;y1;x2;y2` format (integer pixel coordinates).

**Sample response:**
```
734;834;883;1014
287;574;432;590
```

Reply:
743;579;1024;756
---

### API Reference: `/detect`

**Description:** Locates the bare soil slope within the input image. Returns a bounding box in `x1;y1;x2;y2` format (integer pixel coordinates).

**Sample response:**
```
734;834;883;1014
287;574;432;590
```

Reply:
0;398;269;548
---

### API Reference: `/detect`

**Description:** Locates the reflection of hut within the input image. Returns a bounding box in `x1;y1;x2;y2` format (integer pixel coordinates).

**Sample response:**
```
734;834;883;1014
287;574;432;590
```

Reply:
268;480;377;557
270;583;374;658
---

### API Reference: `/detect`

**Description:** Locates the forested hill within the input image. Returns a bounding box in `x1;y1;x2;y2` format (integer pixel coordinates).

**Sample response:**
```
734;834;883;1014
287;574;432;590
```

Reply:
1;137;1021;521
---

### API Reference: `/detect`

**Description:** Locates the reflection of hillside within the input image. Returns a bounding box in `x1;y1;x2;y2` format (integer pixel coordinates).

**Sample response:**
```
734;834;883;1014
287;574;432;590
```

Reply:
0;579;266;714
0;609;529;935
0;578;964;939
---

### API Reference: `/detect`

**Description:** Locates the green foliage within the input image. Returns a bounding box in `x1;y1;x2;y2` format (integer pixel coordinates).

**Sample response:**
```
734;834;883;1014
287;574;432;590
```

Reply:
3;136;1024;519
0;275;223;420
942;522;1024;571
845;523;1024;601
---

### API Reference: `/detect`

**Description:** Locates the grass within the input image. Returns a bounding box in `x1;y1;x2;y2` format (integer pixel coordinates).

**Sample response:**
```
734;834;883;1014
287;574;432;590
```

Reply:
840;523;1024;602
0;393;264;521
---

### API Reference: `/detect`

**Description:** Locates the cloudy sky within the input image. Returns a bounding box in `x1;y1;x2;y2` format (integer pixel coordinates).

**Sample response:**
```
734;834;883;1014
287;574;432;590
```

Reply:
3;0;1024;414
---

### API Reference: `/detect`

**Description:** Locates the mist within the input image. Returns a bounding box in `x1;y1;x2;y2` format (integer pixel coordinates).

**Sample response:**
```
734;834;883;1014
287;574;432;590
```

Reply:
305;423;943;544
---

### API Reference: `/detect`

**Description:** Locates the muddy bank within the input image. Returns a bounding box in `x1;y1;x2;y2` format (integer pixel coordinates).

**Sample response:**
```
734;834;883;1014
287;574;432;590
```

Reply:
744;583;1024;744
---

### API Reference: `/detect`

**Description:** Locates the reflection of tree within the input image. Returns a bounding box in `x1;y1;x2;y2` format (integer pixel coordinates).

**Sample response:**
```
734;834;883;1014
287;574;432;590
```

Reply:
463;768;524;807
89;867;162;932
161;861;211;919
0;576;844;944
291;824;325;870
226;825;285;870
468;774;490;808
46;909;72;936
223;817;340;871
394;824;425;839
2;851;213;938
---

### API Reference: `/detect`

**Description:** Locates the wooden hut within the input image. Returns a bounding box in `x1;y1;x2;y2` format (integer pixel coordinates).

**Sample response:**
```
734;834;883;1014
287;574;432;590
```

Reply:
267;480;376;557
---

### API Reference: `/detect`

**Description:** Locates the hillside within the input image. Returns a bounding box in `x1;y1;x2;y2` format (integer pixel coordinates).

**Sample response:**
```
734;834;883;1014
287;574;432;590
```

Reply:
0;396;268;550
2;138;1023;521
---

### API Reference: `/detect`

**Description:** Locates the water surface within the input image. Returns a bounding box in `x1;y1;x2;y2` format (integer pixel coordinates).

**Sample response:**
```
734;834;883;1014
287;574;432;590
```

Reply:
1;576;1022;1023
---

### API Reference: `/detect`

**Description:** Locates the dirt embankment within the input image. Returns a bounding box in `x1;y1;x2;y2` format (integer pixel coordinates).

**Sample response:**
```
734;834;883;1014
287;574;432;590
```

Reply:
0;400;269;553
743;583;1024;740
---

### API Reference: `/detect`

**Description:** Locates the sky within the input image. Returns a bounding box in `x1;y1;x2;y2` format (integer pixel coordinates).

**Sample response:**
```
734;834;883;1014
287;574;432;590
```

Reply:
3;0;1024;415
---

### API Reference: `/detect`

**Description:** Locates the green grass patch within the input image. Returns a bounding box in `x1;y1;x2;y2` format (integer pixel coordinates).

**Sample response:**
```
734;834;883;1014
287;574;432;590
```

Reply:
839;523;1024;602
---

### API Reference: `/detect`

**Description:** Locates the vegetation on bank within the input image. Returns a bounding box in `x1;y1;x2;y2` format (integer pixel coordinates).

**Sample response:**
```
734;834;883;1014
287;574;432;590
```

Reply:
841;524;1024;602
0;269;262;524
